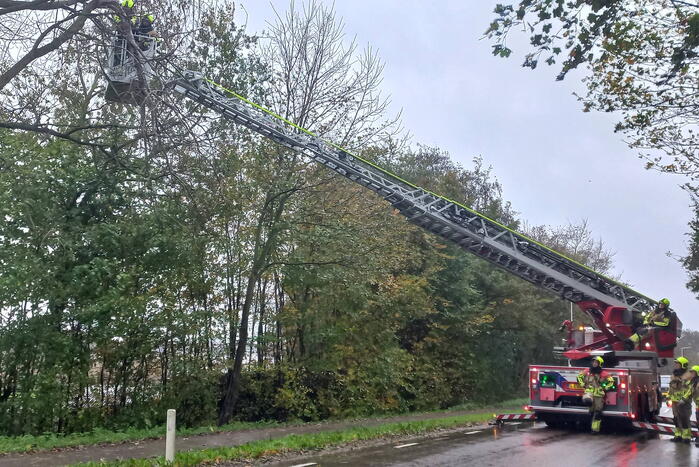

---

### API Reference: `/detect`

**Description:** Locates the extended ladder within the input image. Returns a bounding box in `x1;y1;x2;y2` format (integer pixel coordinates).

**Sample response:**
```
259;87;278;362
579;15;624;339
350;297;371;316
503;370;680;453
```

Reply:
170;71;656;316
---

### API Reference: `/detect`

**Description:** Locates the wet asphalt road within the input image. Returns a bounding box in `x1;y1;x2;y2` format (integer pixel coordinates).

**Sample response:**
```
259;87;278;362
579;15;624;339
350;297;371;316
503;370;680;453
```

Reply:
269;422;699;467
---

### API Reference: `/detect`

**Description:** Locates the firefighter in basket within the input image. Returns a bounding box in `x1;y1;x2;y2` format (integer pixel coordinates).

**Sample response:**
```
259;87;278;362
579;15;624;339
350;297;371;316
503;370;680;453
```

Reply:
577;356;615;433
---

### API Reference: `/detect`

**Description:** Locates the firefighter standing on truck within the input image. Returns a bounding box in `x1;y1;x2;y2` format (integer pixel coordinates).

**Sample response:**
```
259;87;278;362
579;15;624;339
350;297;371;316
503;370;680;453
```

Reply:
669;356;692;443
625;298;672;350
577;356;614;433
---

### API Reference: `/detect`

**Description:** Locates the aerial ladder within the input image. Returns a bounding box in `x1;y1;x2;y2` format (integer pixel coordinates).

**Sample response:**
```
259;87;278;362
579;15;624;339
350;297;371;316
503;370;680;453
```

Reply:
105;44;681;429
166;71;681;359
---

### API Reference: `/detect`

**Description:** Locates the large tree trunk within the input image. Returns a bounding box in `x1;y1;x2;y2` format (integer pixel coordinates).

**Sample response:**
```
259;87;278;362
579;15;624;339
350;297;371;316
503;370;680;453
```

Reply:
273;272;284;365
217;258;260;425
217;192;290;425
256;278;267;366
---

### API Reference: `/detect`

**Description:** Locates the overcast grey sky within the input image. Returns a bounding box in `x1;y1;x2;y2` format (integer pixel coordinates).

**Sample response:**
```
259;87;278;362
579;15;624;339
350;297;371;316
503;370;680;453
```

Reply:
238;1;697;329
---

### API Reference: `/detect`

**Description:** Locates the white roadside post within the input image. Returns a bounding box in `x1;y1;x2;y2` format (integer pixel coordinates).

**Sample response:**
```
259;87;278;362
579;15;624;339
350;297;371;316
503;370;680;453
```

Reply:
165;409;176;462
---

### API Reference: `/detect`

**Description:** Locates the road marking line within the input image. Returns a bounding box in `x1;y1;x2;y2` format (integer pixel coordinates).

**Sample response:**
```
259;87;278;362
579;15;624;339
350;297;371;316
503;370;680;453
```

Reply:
465;431;482;435
395;442;419;448
290;463;317;467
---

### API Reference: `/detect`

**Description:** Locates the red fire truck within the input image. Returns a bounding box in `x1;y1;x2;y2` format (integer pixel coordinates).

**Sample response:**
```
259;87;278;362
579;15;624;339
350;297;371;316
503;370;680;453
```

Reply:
526;299;680;429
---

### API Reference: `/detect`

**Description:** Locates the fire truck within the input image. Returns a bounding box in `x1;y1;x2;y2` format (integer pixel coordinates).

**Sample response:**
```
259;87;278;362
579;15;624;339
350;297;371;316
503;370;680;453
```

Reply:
105;38;682;432
525;305;680;428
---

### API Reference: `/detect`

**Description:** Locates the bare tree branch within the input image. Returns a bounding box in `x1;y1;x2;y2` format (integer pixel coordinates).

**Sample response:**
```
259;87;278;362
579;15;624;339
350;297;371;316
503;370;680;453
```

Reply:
0;120;110;149
0;0;82;16
0;0;105;90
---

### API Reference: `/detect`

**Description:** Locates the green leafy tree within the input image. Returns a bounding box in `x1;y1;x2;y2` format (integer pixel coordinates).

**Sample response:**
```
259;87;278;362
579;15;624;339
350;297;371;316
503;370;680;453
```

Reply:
217;0;400;425
487;1;699;178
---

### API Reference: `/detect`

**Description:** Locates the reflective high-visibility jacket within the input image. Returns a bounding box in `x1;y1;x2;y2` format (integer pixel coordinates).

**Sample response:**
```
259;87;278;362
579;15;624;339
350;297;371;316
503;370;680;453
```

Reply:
691;378;699;405
669;371;692;402
577;369;614;397
643;309;670;327
115;0;135;23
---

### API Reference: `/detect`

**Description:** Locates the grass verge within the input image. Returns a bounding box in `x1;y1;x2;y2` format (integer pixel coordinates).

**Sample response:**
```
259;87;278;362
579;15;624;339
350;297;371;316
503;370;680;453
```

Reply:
78;410;525;466
0;398;527;455
0;420;280;455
